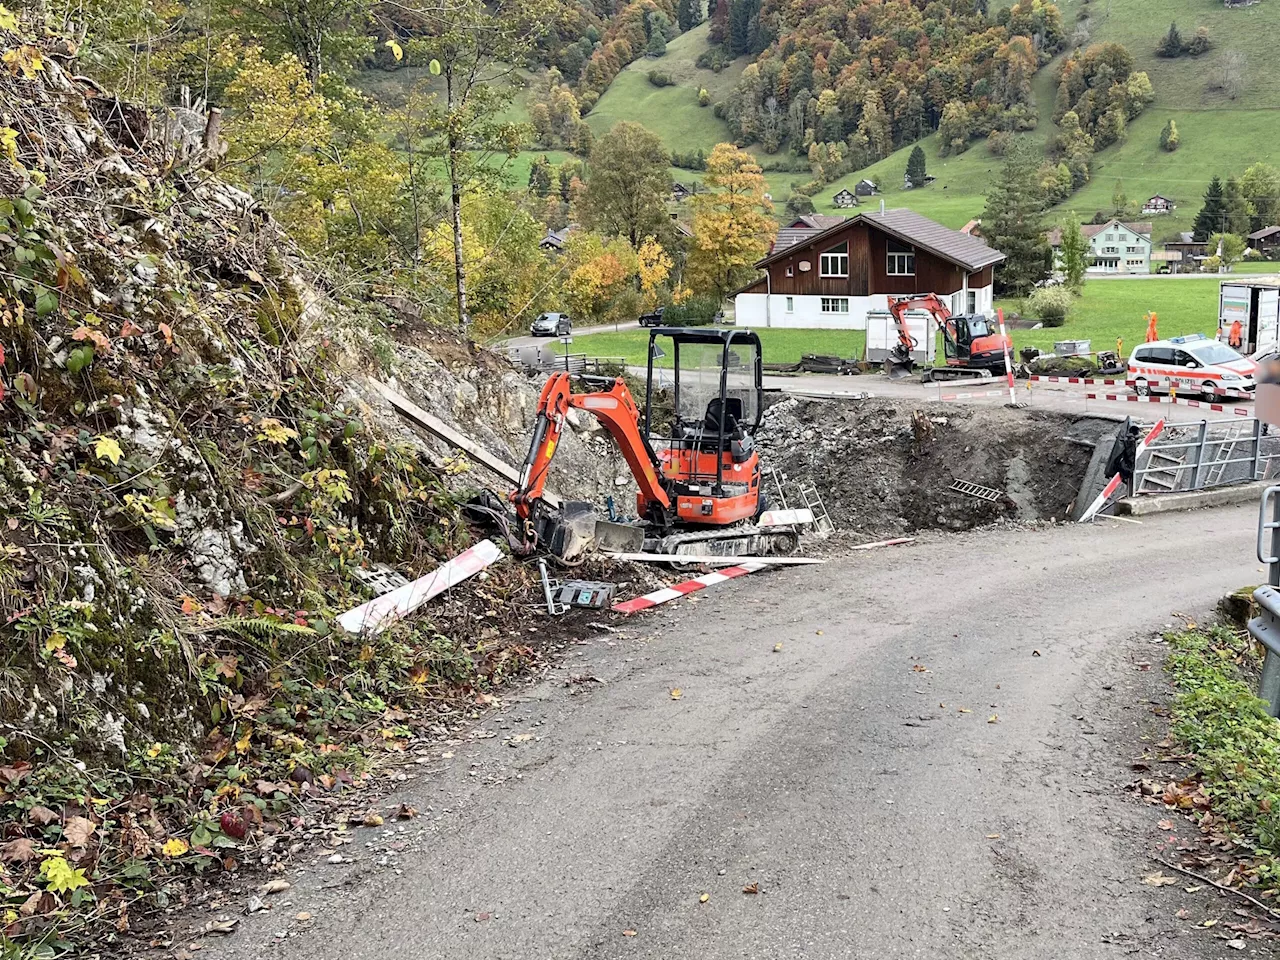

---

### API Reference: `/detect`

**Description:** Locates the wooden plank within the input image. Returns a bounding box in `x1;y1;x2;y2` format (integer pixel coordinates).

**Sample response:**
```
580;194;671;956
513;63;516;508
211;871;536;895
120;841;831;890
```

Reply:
368;378;561;508
603;553;825;565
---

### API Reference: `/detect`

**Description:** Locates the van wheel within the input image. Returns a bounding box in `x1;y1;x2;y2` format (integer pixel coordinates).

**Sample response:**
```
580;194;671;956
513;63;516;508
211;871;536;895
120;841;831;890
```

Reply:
1201;381;1218;401
1133;378;1150;397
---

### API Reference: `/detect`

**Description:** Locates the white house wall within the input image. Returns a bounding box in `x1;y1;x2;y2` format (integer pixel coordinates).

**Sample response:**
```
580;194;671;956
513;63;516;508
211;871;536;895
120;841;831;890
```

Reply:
734;285;996;332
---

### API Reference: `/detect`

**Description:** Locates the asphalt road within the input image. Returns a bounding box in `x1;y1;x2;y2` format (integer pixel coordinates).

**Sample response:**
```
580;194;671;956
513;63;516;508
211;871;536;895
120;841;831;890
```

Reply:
502;320;641;351
196;505;1265;960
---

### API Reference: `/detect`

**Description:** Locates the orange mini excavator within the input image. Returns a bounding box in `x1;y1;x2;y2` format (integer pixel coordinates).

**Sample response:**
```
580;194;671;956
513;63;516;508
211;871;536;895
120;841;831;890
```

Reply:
885;292;1013;382
503;327;799;562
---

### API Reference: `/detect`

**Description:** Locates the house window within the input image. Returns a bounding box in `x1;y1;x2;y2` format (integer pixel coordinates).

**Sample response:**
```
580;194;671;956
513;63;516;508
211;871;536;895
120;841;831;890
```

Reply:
886;239;915;276
1126;245;1141;253
820;297;849;314
819;242;849;278
785;265;794;277
1105;233;1115;241
785;296;794;313
967;290;977;314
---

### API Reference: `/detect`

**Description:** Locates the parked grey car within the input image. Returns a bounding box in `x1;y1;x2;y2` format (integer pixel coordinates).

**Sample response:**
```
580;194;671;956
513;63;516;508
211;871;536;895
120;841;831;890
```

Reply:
531;312;571;337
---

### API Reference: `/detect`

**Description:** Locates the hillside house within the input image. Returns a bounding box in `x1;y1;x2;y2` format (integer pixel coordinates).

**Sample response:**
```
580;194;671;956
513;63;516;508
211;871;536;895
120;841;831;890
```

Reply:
539;225;576;253
734;208;1004;330
671;181;691;202
855;179;878;197
1249;226;1280;256
1166;232;1209;268
832;188;858;208
1141;194;1176;216
1047;219;1152;275
903;173;936;189
960;219;982;237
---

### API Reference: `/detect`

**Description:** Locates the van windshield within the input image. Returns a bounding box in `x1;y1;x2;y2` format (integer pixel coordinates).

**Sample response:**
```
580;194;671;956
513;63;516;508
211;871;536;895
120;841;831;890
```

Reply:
1192;343;1243;365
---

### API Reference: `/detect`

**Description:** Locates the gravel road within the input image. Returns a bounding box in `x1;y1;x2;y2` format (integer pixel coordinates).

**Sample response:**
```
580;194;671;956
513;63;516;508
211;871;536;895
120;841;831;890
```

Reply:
195;505;1264;960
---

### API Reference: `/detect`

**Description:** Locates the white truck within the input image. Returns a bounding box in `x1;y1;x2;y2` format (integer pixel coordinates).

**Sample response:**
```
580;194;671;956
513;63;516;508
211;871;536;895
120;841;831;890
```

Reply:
1217;277;1280;357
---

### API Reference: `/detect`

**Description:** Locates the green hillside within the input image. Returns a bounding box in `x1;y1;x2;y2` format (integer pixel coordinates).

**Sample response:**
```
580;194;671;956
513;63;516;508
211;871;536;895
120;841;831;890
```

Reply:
584;23;748;154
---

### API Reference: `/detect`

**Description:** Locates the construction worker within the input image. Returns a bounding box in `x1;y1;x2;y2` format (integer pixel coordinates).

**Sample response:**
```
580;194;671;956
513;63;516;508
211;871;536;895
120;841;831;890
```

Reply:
1104;417;1143;492
1229;317;1244;349
1144;311;1159;343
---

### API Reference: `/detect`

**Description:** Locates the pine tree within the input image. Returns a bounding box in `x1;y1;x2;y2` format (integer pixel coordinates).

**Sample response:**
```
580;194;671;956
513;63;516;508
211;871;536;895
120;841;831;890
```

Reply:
905;145;927;188
1159;118;1179;152
1193;176;1226;242
1156;22;1183;58
677;0;702;32
981;142;1050;295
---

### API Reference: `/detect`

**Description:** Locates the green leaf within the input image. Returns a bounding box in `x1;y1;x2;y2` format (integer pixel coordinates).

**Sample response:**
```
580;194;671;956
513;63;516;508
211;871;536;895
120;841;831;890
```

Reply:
40;855;90;894
385;39;403;61
191;824;213;847
67;346;94;374
34;286;57;316
93;434;123;466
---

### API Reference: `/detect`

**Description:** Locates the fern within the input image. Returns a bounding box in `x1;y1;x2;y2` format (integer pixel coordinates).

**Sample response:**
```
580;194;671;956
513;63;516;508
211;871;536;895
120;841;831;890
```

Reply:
215;616;314;659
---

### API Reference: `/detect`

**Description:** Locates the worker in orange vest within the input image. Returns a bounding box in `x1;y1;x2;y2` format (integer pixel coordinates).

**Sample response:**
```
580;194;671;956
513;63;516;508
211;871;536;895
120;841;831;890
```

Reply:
1229;318;1244;349
1144;311;1158;343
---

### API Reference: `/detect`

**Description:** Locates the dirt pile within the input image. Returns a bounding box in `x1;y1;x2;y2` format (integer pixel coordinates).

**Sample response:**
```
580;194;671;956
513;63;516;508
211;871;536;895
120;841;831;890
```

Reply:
759;396;1114;535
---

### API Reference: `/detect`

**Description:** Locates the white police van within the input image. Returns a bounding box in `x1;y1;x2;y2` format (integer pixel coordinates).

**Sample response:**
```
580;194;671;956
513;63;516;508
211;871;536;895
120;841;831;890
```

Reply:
1126;334;1257;399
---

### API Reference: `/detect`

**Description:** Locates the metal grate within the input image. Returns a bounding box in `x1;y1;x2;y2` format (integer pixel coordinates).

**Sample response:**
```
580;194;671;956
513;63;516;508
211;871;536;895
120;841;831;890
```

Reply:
949;479;1003;502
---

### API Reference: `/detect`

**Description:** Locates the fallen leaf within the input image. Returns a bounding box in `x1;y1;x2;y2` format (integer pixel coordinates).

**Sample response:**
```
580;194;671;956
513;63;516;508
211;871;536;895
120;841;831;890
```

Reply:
395;803;418;820
912;664;928;672
1201;919;1218;928
28;805;58;826
1157;819;1174;831
815;630;823;635
742;882;759;894
260;879;291;895
63;816;96;848
773;643;783;652
1184;885;1204;893
295;912;312;922
162;837;189;857
1176;908;1190;919
958;708;971;714
0;838;37;863
623;929;637;937
1225;940;1246;950
510;733;534;744
362;812;384;827
699;893;709;903
987;714;999;724
93;434;123;466
1141;872;1177;887
670;688;682;700
985;834;1001;840
475;912;490;922
442;751;454;759
206;917;239;934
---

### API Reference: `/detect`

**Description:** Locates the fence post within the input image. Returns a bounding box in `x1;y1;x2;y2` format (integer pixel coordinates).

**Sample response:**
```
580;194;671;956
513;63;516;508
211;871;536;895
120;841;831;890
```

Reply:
1189;420;1208;490
1254;417;1264;481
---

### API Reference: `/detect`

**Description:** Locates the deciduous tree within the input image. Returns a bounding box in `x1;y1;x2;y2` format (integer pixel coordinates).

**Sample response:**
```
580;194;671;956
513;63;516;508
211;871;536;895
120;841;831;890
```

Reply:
1058;218;1089;291
687;143;776;297
580;121;671;248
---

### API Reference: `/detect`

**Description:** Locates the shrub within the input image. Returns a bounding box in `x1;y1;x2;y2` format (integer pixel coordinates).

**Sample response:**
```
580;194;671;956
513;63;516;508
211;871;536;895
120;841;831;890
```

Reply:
663;295;721;326
647;70;674;88
785;194;816;217
1027;286;1073;327
987;130;1013;156
698;87;711;107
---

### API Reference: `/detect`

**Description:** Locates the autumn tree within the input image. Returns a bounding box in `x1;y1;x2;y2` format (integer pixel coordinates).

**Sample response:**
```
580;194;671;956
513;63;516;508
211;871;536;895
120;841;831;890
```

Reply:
937;100;971;156
687;143;776;297
637;237;673;308
407;0;554;332
580;121;671;248
982;142;1050;295
1205;233;1246;273
1240;163;1280;233
218;0;369;88
1159;119;1179;152
858;89;891;160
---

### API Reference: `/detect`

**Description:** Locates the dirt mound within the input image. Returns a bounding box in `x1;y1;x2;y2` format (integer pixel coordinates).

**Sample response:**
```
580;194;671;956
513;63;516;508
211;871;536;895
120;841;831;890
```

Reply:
759;396;1112;535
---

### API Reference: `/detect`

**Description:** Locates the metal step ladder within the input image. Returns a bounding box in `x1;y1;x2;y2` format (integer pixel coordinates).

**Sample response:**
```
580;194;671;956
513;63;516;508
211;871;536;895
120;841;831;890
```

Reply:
1204;427;1251;487
1138;450;1186;494
763;466;791;511
796;482;834;534
948;479;1002;502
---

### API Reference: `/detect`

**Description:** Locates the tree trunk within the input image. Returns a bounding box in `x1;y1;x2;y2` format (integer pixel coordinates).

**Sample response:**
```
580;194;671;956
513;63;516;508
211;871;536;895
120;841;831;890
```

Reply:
446;67;470;332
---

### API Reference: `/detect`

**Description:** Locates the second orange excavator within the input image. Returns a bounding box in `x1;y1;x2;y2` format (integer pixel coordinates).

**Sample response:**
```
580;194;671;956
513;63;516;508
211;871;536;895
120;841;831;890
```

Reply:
885;292;1013;382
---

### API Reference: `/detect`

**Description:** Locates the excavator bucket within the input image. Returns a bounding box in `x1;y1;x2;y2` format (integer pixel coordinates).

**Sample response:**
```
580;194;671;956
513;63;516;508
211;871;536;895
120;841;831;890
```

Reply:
886;358;915;381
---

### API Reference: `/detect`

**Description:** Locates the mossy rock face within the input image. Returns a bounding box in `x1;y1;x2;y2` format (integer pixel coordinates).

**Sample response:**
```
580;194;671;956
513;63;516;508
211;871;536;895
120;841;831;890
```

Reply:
1219;585;1261;629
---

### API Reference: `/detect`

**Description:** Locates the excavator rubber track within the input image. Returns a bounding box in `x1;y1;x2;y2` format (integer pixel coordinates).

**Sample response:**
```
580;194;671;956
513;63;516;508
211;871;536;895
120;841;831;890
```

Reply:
919;367;996;384
650;524;802;559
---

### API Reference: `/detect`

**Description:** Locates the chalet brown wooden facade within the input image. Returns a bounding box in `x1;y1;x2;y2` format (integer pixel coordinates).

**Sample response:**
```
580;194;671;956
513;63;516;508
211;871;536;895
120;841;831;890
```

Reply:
734;209;1002;330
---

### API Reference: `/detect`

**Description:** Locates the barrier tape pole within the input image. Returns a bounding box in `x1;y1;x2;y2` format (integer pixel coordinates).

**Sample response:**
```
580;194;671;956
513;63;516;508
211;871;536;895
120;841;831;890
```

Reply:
1077;419;1166;523
612;562;767;615
997;307;1017;406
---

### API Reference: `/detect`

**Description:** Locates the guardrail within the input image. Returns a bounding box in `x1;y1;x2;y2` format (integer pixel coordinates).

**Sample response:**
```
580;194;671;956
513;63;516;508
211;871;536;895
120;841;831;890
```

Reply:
1133;418;1269;495
1250;486;1280;716
505;346;626;377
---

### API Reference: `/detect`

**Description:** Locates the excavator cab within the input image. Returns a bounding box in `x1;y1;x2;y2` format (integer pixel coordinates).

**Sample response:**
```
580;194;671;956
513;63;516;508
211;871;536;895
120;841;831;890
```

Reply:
643;328;764;527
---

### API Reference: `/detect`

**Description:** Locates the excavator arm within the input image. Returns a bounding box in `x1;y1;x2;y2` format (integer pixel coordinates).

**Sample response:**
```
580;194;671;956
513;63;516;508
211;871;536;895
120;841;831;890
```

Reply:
511;373;671;521
886;293;954;378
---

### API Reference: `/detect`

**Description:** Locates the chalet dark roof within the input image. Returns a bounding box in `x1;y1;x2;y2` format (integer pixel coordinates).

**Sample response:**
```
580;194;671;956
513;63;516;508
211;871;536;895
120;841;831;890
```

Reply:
539;225;576;250
771;214;849;252
1145;194;1173;201
1249;226;1280;241
1167;231;1200;246
758;209;1004;272
833;188;854;196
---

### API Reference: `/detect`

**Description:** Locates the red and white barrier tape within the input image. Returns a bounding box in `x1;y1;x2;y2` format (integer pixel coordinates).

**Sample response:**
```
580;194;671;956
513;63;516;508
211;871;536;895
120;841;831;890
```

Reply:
1029;375;1126;385
1077;420;1166;523
612;562;766;614
938;388;1010;401
1083;393;1252;416
997;308;1017;406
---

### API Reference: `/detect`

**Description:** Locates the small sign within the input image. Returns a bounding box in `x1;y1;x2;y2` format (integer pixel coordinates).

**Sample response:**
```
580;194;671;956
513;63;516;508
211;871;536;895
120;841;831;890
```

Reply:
559;335;573;345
